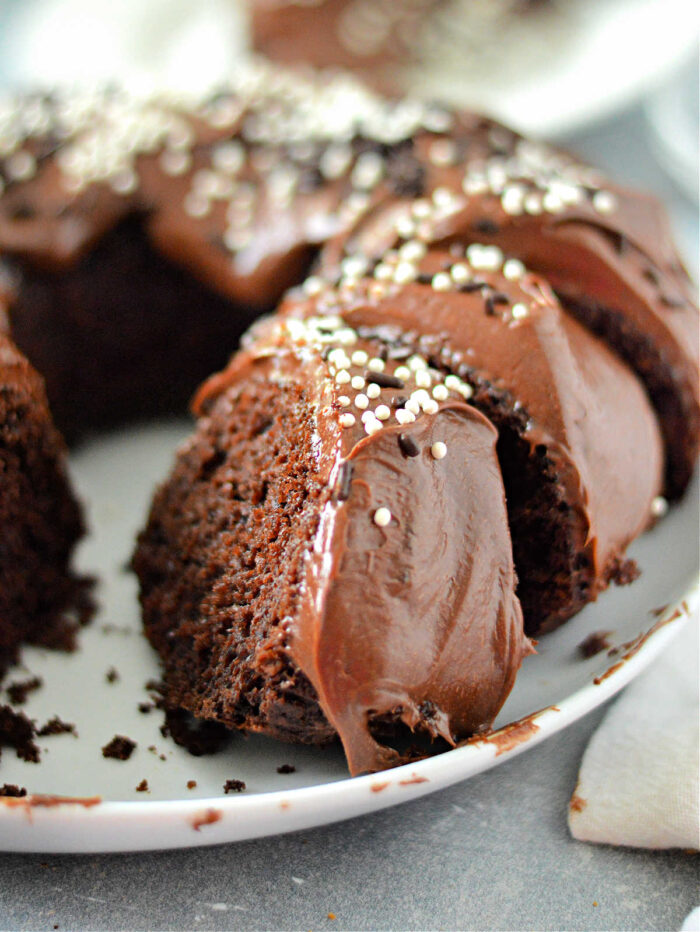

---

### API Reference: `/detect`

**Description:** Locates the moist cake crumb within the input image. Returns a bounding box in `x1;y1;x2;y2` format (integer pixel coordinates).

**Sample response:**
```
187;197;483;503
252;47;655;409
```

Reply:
102;735;136;760
105;667;120;684
138;702;154;714
37;717;77;737
578;631;613;659
277;764;296;774
0;783;27;797
223;779;246;794
135;779;149;792
187;780;197;789
0;704;40;762
6;677;43;705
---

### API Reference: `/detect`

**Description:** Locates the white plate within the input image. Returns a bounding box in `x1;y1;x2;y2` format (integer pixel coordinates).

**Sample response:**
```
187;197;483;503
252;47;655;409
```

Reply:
0;421;697;853
407;0;700;137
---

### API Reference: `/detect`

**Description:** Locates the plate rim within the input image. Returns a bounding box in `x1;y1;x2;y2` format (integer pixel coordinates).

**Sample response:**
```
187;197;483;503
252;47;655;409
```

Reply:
1;581;696;854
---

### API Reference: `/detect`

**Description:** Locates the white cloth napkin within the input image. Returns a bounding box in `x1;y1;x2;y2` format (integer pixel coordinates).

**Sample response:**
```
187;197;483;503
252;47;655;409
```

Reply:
569;614;699;850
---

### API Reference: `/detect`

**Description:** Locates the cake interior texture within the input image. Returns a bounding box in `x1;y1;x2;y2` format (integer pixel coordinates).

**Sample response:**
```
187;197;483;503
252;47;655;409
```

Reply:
0;341;89;676
134;373;335;746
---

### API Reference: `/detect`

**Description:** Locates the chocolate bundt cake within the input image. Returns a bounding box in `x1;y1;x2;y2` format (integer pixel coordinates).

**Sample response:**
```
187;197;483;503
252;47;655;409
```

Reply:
0;330;87;676
249;0;552;95
0;67;697;771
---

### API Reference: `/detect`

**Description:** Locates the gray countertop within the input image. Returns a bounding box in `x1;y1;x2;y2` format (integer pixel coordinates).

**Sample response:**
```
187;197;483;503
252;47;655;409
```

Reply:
1;705;698;931
1;49;698;932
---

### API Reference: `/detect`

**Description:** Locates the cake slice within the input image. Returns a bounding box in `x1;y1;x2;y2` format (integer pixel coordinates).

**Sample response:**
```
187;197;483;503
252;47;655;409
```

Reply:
134;312;531;775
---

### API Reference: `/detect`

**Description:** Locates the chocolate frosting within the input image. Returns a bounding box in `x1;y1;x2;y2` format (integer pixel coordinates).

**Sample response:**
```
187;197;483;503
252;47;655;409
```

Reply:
262;245;664;616
198;315;531;774
0;76;694;502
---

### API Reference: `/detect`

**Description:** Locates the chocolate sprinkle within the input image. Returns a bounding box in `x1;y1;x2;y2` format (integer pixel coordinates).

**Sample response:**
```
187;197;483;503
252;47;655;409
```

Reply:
660;294;685;309
335;461;353;502
365;371;405;389
398;433;420;458
474;219;500;235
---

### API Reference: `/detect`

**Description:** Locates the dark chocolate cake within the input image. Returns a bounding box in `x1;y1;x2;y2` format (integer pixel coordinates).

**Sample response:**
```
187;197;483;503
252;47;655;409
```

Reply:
0;67;696;771
0;332;87;676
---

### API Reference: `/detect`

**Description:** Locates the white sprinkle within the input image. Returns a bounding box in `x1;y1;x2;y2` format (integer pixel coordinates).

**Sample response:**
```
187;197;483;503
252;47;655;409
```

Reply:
432;384;448;401
412;389;431;407
160;149;191;176
431;441;447;460
467;244;503;271
366;383;381;399
352;151;384;190
394;262;417;285
339;413;356;428
463;174;489;196
432;273;452;292
408;355;427;371
183;192;210;218
399;240;426;262
303;276;324;296
365;418;383;436
335;369;351;385
651;496;668;518
361;410;376;423
320;143;352;180
450;263;471;284
351;350;368;366
329;348;351;367
351;375;365;390
339;328;359;347
212;141;244;175
110;169;138;196
411;199;432;220
394;366;410;381
405;398;421;416
512;303;528;321
415;370;432;388
354;393;369;410
501;185;525;216
341;255;368;279
375;404;391;421
503;258;526;281
524;193;543;215
374;262;394;282
367;357;385;373
395;215;416;239
373;507;392;527
444;375;461;390
457;382;473;399
395;408;416;425
5;150;37;182
338;395;351;407
422;399;439;414
428;138;457;167
592;190;617;214
543;190;565;214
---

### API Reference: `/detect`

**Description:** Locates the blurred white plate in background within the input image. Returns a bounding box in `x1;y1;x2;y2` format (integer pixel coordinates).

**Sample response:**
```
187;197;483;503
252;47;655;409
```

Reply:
1;0;697;136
